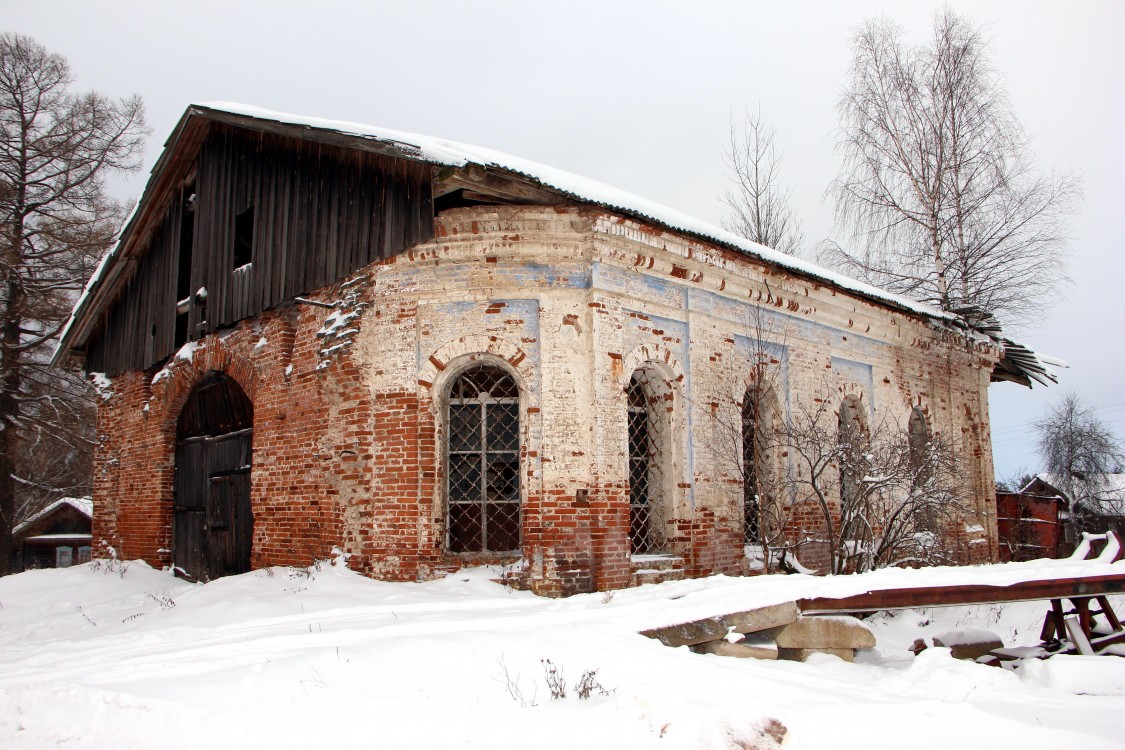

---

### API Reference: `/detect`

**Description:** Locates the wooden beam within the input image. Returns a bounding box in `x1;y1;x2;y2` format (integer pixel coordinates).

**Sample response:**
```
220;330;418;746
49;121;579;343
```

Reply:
797;573;1125;614
434;165;564;205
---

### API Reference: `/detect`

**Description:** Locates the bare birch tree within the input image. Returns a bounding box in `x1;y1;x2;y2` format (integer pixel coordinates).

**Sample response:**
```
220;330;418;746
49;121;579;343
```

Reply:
0;33;147;574
721;110;804;256
819;10;1080;326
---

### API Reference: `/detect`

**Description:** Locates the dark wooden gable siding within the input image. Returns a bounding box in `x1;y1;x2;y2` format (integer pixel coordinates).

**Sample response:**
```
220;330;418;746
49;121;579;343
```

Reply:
88;197;182;377
85;124;434;375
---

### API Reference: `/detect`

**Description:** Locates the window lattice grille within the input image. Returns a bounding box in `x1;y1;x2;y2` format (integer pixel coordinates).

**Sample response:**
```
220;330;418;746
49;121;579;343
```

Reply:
447;365;521;553
628;375;665;554
742;395;761;545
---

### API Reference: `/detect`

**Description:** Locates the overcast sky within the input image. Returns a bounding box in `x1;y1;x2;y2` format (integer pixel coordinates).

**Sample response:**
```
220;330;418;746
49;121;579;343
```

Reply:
8;0;1123;481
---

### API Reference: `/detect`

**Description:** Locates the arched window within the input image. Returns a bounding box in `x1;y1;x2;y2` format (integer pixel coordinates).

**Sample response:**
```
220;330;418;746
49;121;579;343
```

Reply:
742;394;760;545
446;364;521;553
744;387;780;546
837;396;868;532
908;407;930;483
628;369;671;554
742;390;763;545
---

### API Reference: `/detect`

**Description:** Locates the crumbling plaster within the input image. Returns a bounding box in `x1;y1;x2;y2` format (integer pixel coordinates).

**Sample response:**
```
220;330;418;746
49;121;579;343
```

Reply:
347;204;1001;588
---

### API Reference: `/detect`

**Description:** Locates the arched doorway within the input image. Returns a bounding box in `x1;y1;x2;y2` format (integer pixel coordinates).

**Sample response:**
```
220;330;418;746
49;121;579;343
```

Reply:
173;371;253;580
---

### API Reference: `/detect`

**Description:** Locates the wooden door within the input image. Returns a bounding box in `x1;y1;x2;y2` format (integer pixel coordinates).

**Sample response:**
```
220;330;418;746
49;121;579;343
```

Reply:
173;440;208;579
173;429;252;580
204;429;253;577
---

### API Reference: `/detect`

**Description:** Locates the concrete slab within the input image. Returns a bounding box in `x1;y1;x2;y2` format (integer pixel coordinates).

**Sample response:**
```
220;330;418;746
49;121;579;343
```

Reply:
725;601;800;634
641;601;799;648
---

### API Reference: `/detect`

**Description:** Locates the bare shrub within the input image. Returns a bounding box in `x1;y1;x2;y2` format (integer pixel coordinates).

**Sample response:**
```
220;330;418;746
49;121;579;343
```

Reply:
541;658;566;700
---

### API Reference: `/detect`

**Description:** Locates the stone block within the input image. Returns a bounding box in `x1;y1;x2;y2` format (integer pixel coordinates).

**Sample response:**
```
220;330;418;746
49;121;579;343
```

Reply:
642;601;800;648
764;615;875;649
723;601;800;634
642;618;728;648
693;636;779;660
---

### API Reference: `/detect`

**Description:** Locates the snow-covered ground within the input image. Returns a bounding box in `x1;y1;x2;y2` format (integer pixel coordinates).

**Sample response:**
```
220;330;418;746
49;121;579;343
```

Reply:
1;558;1123;749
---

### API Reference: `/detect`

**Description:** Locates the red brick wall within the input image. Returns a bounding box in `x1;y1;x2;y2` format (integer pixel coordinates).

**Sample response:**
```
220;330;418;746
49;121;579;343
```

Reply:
94;289;357;574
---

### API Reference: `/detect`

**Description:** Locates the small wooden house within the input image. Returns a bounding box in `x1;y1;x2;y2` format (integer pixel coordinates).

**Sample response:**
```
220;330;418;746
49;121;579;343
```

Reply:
54;104;1047;594
12;497;93;571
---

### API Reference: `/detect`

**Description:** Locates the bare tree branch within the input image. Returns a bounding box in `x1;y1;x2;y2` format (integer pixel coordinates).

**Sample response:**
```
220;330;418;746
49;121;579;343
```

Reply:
703;307;967;575
721;109;804;256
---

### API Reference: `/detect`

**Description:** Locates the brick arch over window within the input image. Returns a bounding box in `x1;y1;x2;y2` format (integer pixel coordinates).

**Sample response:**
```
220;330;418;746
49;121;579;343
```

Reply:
620;342;683;387
442;361;523;554
418;334;536;396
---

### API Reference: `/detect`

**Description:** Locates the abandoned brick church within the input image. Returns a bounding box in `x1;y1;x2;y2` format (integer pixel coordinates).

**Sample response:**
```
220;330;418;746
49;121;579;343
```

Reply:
55;103;1048;595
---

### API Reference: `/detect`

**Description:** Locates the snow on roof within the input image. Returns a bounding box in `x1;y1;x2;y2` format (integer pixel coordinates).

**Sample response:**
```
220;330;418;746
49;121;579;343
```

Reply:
57;102;1057;386
13;496;93;536
23;533;92;542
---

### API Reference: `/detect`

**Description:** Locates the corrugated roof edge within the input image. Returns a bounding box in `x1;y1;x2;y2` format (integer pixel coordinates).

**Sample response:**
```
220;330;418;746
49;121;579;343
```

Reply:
55;102;1056;387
